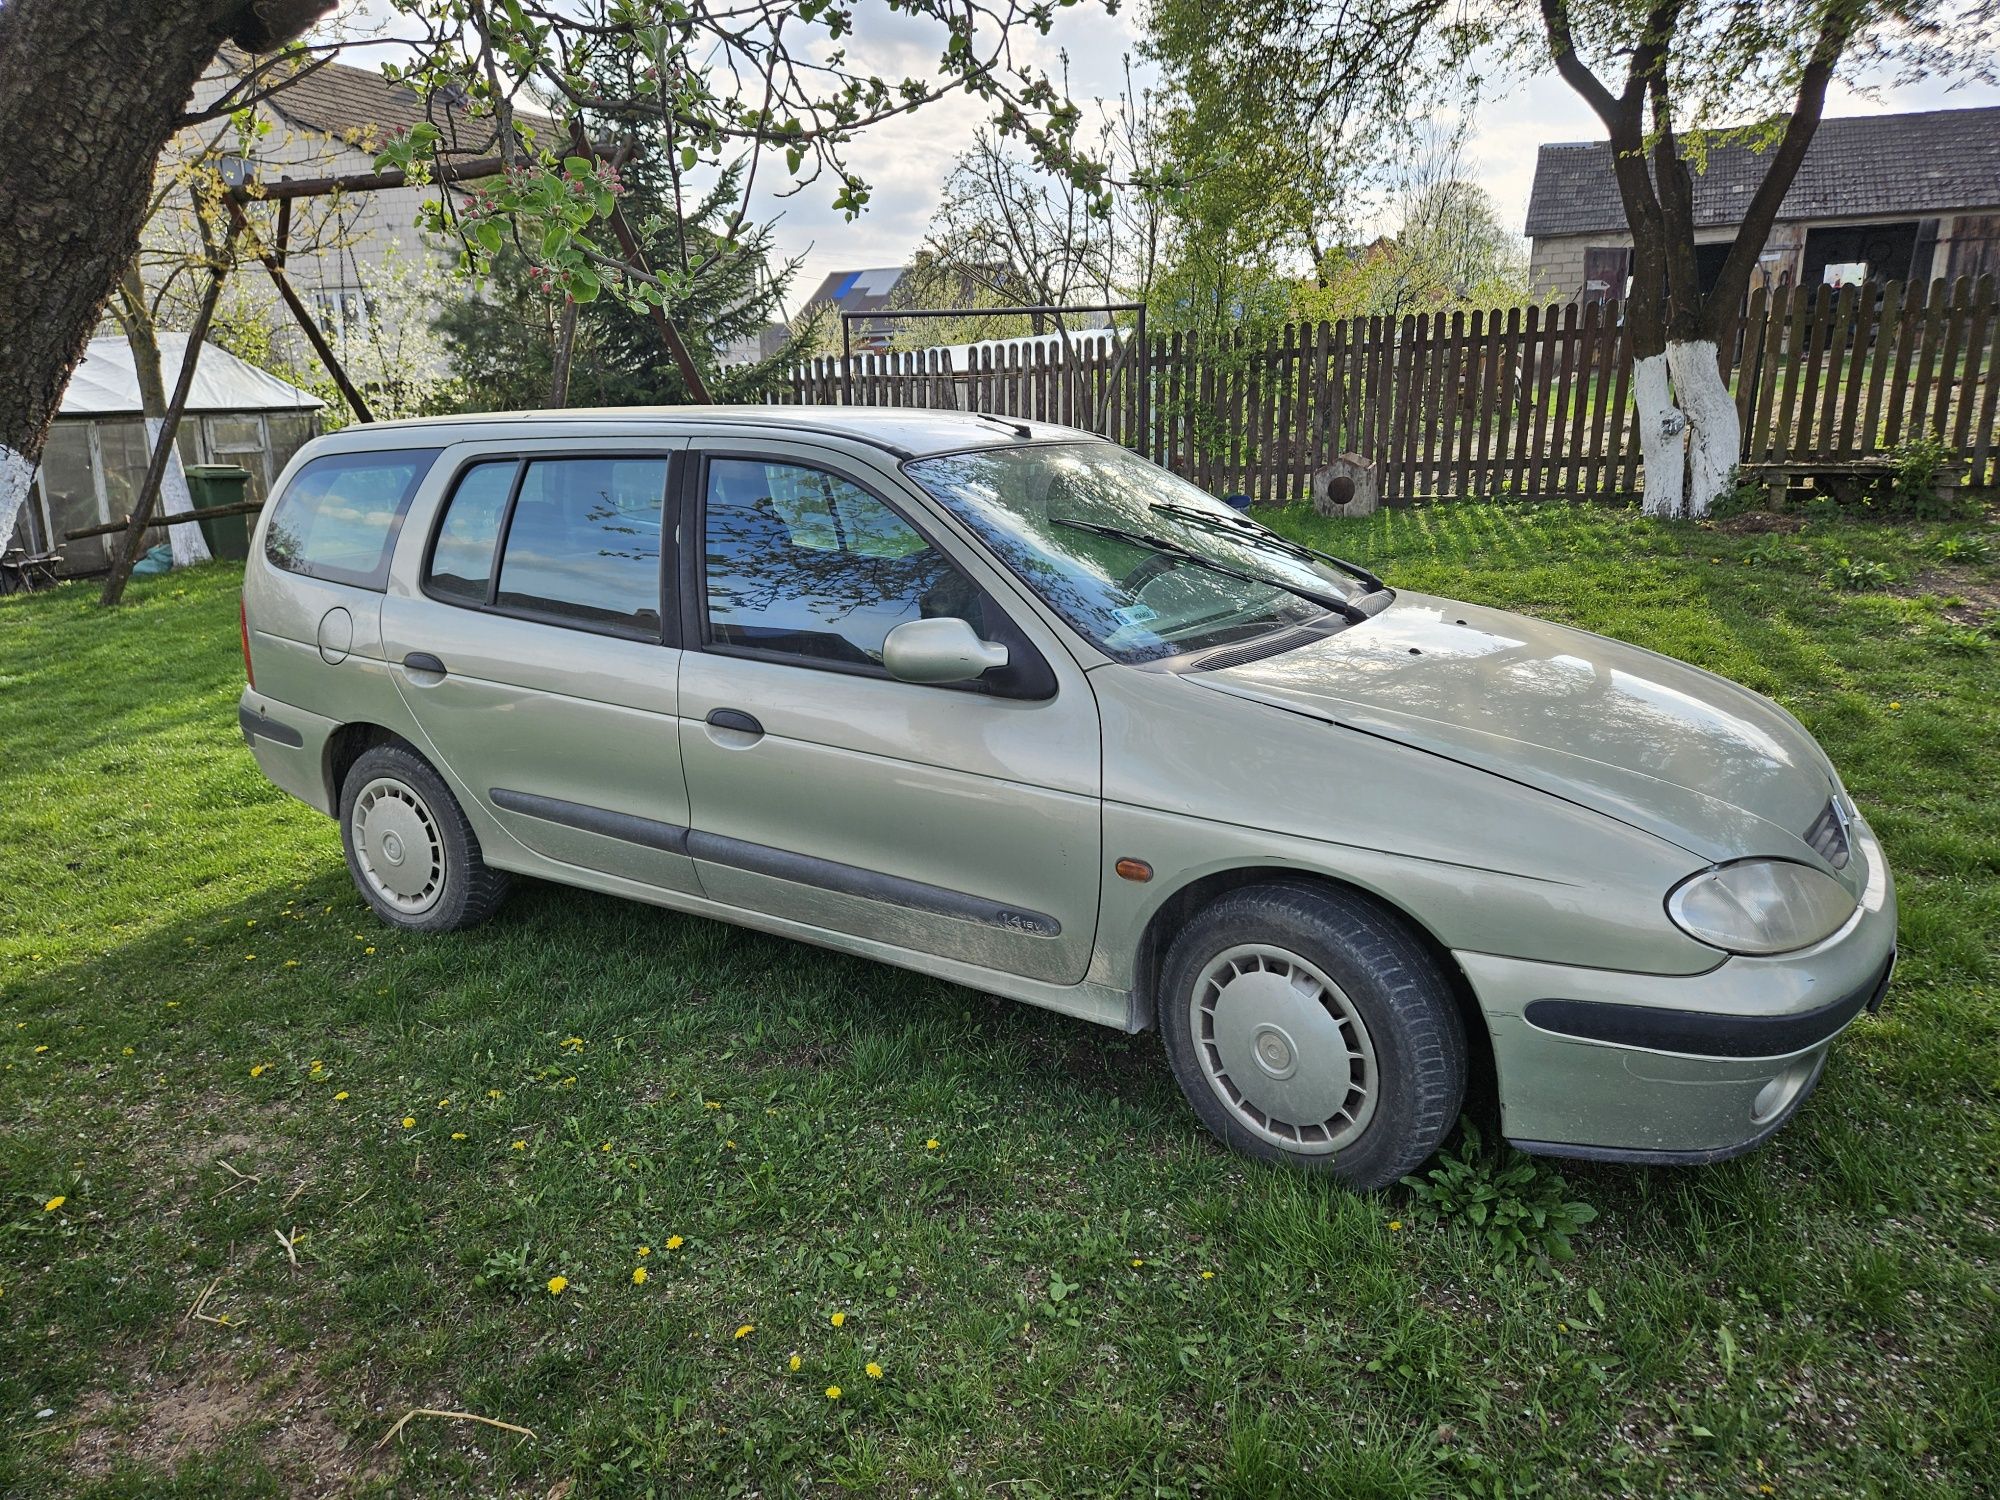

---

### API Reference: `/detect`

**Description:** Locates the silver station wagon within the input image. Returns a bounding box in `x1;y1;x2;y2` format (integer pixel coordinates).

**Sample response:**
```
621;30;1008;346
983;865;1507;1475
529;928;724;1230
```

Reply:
238;409;1896;1189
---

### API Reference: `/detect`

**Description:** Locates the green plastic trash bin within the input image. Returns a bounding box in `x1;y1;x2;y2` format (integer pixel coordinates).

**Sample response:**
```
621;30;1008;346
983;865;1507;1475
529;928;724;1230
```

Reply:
185;465;252;561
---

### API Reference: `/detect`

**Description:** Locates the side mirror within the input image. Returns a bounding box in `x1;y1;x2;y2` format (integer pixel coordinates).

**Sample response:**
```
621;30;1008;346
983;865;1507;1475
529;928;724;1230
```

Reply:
882;616;1009;685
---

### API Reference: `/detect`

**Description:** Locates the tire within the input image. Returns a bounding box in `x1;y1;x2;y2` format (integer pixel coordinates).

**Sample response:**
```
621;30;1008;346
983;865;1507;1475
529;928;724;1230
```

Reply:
1158;881;1466;1189
338;743;510;933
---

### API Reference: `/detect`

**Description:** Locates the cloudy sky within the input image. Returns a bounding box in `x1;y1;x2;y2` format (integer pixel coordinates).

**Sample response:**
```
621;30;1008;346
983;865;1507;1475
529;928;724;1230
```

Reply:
334;1;1999;316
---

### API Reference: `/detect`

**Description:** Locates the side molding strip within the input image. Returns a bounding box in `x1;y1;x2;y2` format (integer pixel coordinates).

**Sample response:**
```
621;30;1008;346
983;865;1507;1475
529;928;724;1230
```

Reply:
686;829;1062;938
489;788;691;855
485;790;1061;938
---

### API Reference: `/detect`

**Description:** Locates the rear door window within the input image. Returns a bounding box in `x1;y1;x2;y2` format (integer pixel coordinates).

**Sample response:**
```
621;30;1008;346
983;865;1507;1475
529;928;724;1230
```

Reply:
265;448;441;590
425;460;515;603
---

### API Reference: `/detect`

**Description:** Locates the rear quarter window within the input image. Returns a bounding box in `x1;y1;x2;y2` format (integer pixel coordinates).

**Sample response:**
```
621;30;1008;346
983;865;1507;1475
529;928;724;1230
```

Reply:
264;448;442;590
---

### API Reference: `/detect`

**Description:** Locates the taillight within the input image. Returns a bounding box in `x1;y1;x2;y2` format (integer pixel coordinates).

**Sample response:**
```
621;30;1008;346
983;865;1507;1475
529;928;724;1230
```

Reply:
240;596;255;689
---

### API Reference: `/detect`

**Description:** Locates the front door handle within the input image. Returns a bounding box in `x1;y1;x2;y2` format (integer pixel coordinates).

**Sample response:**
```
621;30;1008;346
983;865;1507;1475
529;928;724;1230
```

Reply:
705;707;763;739
403;652;447;677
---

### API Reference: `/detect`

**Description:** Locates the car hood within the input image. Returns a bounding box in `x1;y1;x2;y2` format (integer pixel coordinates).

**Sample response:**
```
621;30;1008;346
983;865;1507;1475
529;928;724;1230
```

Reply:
1193;592;1841;867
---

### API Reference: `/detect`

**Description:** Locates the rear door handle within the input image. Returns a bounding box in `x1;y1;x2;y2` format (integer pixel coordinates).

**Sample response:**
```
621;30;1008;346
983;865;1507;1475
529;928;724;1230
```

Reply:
705;707;763;738
403;652;447;677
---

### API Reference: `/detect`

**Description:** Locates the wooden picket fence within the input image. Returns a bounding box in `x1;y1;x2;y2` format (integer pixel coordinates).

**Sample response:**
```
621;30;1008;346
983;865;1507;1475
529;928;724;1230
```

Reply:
770;276;2000;505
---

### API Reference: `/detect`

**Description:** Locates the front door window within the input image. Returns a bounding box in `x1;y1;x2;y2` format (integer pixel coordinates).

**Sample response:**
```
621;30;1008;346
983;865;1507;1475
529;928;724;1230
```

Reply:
701;457;984;667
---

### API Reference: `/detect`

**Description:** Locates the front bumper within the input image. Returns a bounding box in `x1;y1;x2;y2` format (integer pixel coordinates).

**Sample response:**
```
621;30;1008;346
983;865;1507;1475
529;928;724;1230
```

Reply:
1458;820;1897;1164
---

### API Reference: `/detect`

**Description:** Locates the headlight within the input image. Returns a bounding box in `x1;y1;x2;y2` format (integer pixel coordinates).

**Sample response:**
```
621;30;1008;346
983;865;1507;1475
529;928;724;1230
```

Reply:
1666;859;1857;955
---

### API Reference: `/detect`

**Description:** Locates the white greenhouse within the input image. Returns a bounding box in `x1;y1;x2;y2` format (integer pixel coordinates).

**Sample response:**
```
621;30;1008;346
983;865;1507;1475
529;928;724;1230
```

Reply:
8;336;323;573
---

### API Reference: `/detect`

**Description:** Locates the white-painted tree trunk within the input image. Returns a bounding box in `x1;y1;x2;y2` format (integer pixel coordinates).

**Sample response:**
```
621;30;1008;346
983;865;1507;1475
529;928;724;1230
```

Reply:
148;418;211;569
1665;340;1740;517
1632;352;1687;517
0;445;33;554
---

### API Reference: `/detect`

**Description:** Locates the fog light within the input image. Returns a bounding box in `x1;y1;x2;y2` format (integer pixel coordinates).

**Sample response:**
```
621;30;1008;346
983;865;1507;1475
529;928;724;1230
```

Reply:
1750;1051;1821;1125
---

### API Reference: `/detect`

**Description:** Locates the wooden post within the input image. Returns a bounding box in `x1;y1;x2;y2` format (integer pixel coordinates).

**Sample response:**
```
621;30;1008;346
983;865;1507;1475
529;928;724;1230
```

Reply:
100;267;225;606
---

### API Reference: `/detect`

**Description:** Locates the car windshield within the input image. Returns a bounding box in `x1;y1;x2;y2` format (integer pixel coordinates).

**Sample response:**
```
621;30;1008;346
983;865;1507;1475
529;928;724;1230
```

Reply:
905;442;1374;662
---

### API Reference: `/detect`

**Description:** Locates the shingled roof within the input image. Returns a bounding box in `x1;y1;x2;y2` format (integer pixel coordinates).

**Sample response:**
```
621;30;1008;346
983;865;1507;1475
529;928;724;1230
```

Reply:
216;46;555;155
1524;106;2000;238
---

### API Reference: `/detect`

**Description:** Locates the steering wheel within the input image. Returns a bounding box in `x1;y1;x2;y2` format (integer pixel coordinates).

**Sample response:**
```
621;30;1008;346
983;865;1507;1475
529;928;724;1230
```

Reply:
1118;552;1179;593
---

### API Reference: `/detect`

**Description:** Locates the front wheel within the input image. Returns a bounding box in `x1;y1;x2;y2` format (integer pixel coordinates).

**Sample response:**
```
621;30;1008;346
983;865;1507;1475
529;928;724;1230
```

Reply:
1158;882;1466;1189
338;743;510;933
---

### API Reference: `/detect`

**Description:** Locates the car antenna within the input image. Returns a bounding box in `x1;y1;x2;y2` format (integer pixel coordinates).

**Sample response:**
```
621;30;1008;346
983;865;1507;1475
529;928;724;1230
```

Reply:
974;411;1033;439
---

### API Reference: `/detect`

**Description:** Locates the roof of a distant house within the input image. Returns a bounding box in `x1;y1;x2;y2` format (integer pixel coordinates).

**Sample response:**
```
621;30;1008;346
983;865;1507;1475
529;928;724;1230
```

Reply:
216;46;555;153
1524;106;2000;239
804;267;911;314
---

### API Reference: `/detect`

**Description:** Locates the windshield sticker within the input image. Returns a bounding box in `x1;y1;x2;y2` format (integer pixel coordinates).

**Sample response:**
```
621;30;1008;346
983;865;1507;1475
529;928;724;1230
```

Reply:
1110;603;1159;628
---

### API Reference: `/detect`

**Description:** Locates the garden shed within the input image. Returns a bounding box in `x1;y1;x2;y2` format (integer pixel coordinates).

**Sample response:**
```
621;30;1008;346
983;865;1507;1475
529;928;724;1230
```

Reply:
8;335;323;573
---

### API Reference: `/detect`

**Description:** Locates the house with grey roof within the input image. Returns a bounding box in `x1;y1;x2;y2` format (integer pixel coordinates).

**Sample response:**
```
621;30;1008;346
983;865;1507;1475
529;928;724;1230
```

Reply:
141;50;553;370
1524;106;2000;304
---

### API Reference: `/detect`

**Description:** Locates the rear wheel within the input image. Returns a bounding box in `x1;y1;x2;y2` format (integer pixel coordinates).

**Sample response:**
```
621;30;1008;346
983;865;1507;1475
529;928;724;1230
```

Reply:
339;743;509;932
1158;882;1466;1189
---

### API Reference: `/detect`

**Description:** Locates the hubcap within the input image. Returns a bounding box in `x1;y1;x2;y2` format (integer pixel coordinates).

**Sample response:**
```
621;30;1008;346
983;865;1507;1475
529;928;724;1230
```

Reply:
351;776;445;915
1191;944;1378;1154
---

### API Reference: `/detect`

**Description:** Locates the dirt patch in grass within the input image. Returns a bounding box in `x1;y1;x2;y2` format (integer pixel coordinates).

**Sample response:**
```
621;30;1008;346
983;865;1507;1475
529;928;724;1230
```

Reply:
1902;569;2000;624
1710;510;1806;534
67;1346;383;1495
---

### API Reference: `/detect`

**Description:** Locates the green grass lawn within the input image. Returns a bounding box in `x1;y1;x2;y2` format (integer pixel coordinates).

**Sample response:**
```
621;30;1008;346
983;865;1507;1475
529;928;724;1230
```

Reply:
3;501;1997;1498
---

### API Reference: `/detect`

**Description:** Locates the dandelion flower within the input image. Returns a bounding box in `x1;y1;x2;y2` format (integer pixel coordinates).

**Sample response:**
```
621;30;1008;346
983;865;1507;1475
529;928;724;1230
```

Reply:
451;1131;467;1141
33;1045;48;1054
437;1099;450;1108
637;1245;651;1258
734;1324;754;1340
825;1385;841;1400
703;1099;721;1110
511;1140;527;1151
561;1036;585;1052
788;1354;802;1372
631;1266;648;1285
284;960;300;968
1130;1258;1145;1268
1201;1270;1215;1280
43;1196;65;1212
924;1138;940;1150
249;1064;266;1077
333;1091;350;1101
487;1088;503;1099
122;1046;134;1056
1388;1220;1404;1232
601;1142;612;1152
865;1362;883;1380
364;946;376;955
830;1311;845;1328
724;1139;735;1149
547;1275;568;1296
1889;700;1903;710
666;1235;684;1250
400;1117;416;1129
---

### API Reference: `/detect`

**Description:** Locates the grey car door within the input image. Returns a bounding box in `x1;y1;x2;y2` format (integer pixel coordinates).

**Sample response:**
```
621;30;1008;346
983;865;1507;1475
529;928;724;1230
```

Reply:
675;443;1102;985
378;440;700;894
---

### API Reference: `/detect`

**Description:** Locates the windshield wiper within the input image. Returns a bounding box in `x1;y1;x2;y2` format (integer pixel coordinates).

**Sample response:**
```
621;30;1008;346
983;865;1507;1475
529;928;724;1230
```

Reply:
1147;500;1386;593
1050;516;1367;624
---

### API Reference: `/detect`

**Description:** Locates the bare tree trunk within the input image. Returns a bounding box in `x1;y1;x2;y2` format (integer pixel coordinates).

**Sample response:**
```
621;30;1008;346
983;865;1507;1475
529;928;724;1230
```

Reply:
547;302;580;408
0;0;331;546
112;267;211;567
101;266;227;606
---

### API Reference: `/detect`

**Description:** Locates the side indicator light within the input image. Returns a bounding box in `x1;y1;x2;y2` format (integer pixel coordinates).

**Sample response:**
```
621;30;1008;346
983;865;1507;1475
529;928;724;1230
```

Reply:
1114;858;1153;883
